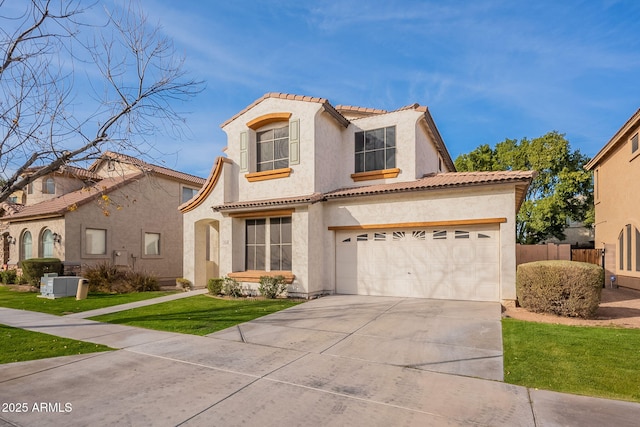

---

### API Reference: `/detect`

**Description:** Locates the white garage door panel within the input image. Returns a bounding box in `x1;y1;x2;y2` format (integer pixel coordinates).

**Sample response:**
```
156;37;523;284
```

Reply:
335;226;500;301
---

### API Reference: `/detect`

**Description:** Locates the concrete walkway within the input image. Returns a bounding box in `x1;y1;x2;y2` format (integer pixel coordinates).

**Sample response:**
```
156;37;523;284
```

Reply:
64;288;209;319
1;295;640;426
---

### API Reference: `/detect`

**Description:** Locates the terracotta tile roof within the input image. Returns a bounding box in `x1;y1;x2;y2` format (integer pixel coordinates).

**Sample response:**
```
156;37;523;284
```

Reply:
334;105;389;117
22;165;101;181
211;171;535;214
585;108;640;170
3;173;144;221
213;193;324;211
90;152;206;185
220;92;349;128
324;171;535;199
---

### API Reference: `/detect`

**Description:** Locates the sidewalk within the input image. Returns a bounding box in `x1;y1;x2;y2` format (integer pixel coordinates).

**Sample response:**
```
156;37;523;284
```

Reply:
64;288;208;319
1;295;640;426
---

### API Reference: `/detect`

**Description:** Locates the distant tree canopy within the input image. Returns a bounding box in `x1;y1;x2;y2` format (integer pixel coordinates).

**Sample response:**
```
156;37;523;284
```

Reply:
455;131;593;244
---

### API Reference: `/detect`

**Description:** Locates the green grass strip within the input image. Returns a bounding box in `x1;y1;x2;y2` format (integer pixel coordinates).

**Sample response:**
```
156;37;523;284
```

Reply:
0;324;113;364
503;318;640;402
0;285;177;316
91;295;303;335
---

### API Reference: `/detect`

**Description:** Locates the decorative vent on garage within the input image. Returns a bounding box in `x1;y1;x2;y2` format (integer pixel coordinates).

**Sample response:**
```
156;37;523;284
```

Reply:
357;234;368;241
454;230;470;239
392;231;406;240
374;232;386;241
342;237;351;243
433;230;447;240
412;231;426;240
478;233;491;239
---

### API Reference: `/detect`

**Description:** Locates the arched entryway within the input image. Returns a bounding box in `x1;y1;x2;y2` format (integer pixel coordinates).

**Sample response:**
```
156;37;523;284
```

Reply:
194;219;220;287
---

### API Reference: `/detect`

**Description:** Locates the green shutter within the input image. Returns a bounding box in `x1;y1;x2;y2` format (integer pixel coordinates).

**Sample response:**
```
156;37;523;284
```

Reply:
240;131;248;172
289;119;300;165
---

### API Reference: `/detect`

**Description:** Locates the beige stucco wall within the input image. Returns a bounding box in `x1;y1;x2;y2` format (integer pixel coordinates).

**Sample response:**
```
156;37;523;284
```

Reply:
322;185;518;300
7;174;191;283
4;218;66;264
25;175;85;206
592;133;640;290
183;96;520;299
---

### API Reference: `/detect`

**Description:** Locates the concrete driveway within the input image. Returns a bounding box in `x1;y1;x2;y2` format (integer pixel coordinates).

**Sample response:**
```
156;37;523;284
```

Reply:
1;295;640;426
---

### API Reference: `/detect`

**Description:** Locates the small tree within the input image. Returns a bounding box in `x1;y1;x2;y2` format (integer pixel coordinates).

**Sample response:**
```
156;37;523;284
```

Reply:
0;0;203;203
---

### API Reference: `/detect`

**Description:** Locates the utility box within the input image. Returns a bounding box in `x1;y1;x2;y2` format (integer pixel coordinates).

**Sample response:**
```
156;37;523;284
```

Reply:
40;276;84;299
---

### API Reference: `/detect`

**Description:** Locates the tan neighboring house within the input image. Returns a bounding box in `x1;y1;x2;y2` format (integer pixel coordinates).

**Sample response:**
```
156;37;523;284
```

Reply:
585;108;640;290
1;152;205;284
181;93;534;302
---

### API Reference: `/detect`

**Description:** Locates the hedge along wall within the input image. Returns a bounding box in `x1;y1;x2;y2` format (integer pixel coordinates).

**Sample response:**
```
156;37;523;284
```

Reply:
516;260;604;319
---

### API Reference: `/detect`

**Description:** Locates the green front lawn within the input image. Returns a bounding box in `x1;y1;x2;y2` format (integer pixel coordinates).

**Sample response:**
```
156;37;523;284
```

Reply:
0;324;113;364
90;295;303;335
0;285;176;316
503;318;640;402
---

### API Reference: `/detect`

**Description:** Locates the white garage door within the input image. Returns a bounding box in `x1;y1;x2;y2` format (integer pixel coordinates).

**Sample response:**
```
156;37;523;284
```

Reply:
335;226;500;301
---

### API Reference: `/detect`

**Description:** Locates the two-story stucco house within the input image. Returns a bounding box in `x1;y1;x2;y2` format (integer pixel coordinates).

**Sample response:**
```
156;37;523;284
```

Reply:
1;152;205;284
181;93;534;302
585;108;640;290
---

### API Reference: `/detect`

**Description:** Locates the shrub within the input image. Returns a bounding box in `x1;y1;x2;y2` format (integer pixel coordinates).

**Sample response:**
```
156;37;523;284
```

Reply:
0;270;17;285
258;275;287;299
207;278;224;295
127;271;159;292
222;277;243;298
516;260;603;318
84;262;121;293
19;258;63;287
83;262;158;293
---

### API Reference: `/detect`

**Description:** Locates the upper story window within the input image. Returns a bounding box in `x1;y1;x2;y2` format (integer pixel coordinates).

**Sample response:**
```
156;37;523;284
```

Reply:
632;133;639;155
43;178;55;194
181;187;199;204
257;125;289;172
355;126;396;173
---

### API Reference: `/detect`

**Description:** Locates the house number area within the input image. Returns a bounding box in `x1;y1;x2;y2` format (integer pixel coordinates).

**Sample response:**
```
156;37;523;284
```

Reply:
2;402;73;413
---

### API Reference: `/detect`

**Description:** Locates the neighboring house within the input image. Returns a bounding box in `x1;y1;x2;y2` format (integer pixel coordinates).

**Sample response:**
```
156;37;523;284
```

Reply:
585;108;640;291
181;93;534;302
542;218;594;248
1;152;205;284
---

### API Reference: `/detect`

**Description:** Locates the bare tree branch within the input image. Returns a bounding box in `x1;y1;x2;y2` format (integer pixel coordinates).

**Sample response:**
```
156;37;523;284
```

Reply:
0;0;204;204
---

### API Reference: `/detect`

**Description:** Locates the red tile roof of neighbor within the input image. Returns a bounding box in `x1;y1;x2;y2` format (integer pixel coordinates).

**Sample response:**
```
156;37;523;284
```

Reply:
212;171;535;212
90;152;206;186
3;173;144;221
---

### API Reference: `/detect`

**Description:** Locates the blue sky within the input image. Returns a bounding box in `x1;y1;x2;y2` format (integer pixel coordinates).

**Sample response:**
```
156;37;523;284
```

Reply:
9;1;640;178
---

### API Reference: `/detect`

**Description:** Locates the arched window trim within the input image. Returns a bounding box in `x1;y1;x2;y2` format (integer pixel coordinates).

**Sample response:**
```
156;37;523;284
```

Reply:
21;230;32;261
618;223;640;274
40;229;54;258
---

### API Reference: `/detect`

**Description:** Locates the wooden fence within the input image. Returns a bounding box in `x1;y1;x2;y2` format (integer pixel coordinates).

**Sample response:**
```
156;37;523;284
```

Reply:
516;244;603;267
571;249;603;266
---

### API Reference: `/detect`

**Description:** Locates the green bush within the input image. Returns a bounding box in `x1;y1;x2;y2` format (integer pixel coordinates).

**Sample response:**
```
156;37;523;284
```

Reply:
207;278;224;295
19;258;63;287
516;260;603;318
0;270;18;285
83;263;158;293
258;275;287;299
222;277;243;298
